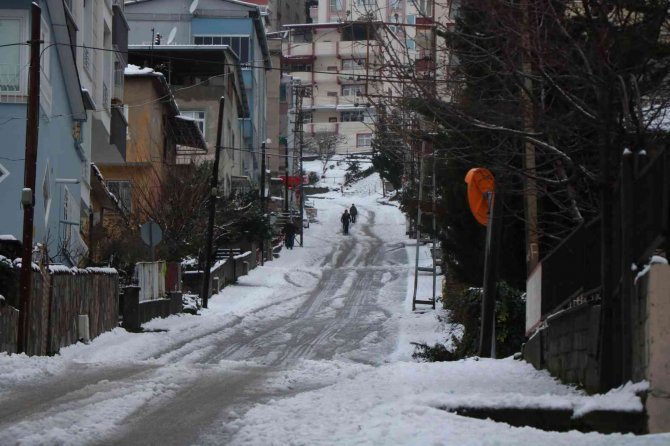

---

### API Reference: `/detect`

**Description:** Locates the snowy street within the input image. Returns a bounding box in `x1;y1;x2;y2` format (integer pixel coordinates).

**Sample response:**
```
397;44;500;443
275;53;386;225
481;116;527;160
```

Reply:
0;172;668;445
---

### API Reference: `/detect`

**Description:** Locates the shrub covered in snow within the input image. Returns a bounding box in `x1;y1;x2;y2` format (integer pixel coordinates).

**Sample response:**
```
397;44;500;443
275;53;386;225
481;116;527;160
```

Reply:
414;282;525;362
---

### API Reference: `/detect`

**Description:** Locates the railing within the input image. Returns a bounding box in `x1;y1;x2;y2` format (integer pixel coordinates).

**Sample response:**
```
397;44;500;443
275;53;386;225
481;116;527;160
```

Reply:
631;149;669;263
531;147;668;327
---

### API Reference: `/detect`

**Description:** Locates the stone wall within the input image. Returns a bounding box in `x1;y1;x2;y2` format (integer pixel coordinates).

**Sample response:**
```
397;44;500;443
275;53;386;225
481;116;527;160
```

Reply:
524;304;601;393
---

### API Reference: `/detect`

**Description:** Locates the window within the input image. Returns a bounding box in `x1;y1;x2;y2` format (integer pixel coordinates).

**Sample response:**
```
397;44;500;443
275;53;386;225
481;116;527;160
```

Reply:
329;117;338;123
388;25;402;35
327;91;338;97
0;13;26;94
330;0;343;11
341;84;365;96
280;83;287;102
83;0;98;78
106;180;132;214
301;111;313;124
356;0;375;6
342;59;363;70
286;63;312;72
389;0;402;9
193;36;251;63
341;111;365;122
415;0;432;16
326;66;338;71
356;133;372;147
181;110;206;138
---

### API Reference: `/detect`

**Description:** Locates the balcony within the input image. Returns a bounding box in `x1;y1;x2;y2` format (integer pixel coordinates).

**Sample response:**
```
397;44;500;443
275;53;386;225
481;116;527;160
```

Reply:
110;105;127;161
306;122;338;134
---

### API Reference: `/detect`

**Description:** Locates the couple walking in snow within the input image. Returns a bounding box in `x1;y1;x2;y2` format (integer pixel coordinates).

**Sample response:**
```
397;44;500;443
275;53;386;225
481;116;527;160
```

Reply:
341;204;358;235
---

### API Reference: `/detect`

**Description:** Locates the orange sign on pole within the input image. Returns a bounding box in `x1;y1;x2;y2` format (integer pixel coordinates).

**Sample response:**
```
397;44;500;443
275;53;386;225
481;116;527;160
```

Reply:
465;168;495;226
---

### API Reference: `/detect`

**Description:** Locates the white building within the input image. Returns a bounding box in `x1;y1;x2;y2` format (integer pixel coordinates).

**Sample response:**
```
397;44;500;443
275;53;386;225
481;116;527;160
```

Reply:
283;0;453;155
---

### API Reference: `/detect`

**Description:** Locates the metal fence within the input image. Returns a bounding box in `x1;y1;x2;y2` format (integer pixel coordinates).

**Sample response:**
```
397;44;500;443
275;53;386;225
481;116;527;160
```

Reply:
527;147;669;390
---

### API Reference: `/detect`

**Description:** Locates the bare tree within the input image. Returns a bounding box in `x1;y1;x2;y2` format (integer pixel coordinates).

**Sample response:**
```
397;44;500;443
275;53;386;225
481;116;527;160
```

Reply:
304;131;346;176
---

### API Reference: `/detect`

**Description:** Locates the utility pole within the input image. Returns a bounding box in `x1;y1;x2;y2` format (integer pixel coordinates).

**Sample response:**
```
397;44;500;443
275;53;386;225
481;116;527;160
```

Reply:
520;0;539;274
290;82;304;225
259;140;268;265
296;88;305;247
17;3;42;354
201;97;225;309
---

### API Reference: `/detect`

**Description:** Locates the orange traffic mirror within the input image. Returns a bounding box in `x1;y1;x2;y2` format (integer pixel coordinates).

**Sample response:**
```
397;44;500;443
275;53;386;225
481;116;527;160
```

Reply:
465;168;495;226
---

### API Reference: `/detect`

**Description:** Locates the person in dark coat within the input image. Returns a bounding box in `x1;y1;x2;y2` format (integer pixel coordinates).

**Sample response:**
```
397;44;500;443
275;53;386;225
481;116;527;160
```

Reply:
284;220;296;249
341;209;351;235
349;204;358;223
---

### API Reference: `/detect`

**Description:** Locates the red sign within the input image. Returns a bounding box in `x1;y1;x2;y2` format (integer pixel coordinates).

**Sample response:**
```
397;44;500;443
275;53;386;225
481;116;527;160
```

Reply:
280;176;308;187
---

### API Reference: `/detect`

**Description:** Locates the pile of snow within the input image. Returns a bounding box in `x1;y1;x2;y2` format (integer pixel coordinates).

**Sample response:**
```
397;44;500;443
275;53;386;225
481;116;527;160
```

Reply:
227;358;659;446
124;64;159;76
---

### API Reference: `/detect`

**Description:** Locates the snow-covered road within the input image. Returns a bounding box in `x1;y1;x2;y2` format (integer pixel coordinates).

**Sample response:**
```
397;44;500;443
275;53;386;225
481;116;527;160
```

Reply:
0;170;668;445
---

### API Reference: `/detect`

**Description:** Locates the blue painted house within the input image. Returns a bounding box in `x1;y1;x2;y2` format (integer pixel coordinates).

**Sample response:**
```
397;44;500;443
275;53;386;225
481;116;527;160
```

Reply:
0;0;89;264
124;0;271;186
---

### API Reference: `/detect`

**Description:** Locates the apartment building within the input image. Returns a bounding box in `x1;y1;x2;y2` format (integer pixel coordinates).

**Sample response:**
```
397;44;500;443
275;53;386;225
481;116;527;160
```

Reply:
283;0;452;155
124;0;272;190
283;21;382;155
0;0;128;265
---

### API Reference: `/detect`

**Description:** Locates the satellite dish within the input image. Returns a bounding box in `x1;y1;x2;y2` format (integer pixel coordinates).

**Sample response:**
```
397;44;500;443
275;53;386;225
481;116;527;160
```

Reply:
167;26;177;45
189;0;199;14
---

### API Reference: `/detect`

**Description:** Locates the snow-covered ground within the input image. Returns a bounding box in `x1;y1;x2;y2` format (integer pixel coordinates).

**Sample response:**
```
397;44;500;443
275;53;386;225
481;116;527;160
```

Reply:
0;166;668;445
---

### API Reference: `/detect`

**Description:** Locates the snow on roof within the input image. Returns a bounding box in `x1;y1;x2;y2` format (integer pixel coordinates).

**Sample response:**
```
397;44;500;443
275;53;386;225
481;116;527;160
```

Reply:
0;235;18;241
124;64;161;76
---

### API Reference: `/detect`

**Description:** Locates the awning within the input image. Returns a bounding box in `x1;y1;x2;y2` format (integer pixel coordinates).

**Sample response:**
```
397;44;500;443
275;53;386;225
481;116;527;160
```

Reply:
282;55;316;64
168;116;208;153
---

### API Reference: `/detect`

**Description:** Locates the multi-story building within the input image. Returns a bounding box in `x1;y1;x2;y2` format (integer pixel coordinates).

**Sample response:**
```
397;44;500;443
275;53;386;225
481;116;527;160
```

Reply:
282;21;384;155
93;66;206;231
66;0;130;261
0;0;90;264
124;0;272;190
284;0;453;155
244;0;309;32
127;45;249;196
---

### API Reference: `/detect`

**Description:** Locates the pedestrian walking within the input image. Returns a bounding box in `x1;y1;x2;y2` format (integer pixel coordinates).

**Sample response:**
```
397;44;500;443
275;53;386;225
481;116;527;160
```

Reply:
341;209;351;235
284;220;296;249
349;204;358;224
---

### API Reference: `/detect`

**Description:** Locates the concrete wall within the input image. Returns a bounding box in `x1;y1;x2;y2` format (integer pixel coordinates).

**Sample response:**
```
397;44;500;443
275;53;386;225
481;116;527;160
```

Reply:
0;2;83;262
524;262;670;433
644;263;670;433
524;303;602;392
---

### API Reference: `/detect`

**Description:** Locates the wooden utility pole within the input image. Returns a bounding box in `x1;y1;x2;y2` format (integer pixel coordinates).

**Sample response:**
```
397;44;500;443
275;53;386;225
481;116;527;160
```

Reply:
201;97;225;309
17;3;42;354
520;0;539;274
259;140;267;265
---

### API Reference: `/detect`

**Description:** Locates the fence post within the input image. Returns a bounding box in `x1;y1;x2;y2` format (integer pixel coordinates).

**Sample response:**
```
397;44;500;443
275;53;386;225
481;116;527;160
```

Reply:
168;291;182;315
620;152;634;382
122;286;141;332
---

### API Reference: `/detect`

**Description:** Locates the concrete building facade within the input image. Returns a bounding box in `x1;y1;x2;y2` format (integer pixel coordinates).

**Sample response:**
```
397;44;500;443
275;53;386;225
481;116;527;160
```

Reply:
124;0;272;189
0;0;88;264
